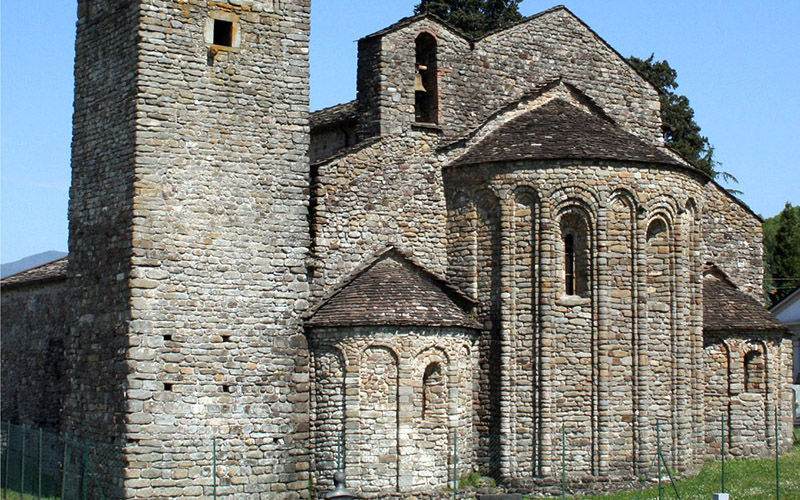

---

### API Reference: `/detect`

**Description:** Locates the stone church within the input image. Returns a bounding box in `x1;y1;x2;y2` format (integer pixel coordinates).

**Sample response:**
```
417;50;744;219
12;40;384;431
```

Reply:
1;1;793;498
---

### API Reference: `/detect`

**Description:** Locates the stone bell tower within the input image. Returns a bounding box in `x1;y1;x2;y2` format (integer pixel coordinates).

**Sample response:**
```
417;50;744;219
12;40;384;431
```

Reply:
67;0;311;497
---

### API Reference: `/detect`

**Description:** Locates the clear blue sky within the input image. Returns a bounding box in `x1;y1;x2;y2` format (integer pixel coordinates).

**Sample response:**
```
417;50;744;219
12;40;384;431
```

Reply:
2;1;798;263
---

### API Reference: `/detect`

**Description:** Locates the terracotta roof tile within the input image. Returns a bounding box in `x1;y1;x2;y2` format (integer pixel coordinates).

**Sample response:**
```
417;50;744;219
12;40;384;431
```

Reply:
703;267;786;332
1;257;68;289
452;99;680;167
308;249;480;329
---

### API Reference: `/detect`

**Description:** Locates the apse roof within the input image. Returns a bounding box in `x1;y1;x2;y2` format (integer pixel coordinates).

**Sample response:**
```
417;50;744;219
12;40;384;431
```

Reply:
307;248;480;330
452;99;681;167
703;266;787;333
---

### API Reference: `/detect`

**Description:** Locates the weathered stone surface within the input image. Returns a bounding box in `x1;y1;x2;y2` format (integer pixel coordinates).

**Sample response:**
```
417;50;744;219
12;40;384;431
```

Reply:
1;4;792;500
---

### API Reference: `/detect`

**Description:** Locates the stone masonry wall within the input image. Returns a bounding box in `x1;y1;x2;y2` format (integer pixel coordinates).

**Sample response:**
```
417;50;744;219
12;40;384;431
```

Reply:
310;129;451;298
354;8;662;145
311;74;773;485
701;183;763;298
309;327;476;498
122;0;312;498
66;0;139;462
443;160;707;481
703;332;795;459
0;280;69;431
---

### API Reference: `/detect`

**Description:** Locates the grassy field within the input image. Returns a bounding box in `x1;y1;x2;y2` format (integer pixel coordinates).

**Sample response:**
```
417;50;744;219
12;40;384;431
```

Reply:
530;428;800;500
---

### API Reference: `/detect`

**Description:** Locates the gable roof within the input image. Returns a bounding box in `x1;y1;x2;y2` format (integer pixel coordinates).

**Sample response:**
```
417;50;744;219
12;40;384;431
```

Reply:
451;99;681;167
1;257;68;290
361;12;471;42
310;100;358;130
307;248;480;330
703;265;786;333
769;284;800;313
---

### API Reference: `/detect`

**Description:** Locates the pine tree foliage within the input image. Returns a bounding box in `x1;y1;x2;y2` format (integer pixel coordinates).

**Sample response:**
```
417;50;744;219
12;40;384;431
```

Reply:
765;202;800;304
627;55;736;186
415;0;523;38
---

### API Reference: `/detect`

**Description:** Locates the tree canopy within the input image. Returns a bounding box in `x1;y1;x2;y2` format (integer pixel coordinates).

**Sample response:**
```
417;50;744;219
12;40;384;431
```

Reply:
414;0;523;38
627;55;734;185
764;202;800;304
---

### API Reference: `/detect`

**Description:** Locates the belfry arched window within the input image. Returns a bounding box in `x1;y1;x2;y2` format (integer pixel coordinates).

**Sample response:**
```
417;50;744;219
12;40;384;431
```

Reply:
415;33;438;124
560;210;590;297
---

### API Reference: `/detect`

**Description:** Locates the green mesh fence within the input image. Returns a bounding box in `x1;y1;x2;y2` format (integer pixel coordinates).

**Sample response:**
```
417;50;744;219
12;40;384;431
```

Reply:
1;422;117;500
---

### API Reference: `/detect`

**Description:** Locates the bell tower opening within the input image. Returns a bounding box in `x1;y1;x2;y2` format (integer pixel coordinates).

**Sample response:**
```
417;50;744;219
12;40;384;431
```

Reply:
415;32;438;124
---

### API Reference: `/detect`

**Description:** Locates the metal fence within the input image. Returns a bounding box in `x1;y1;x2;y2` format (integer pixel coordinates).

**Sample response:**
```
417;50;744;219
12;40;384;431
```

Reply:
2;414;791;500
0;422;118;500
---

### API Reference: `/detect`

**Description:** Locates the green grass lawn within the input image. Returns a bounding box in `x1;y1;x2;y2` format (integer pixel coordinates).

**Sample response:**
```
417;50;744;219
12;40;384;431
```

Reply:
0;492;58;500
527;430;800;500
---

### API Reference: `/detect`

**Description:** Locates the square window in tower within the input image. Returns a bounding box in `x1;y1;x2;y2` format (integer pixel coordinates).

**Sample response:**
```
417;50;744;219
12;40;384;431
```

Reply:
213;19;234;47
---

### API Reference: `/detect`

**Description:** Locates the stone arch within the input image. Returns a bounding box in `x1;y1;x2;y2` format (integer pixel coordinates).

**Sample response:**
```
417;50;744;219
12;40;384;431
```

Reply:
645;213;678;465
704;339;732;452
681;197;702;456
359;345;400;494
415;32;438;123
511;185;543;476
550;184;601;214
408;345;451;490
553;201;599;474
557;204;593;298
606;187;640;473
742;341;767;394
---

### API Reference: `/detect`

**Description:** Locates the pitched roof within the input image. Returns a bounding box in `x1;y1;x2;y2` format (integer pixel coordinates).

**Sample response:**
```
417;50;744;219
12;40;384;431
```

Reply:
452;99;681;167
307;248;480;330
1;257;68;289
361;13;470;42
310;100;358;130
703;266;786;333
769;284;800;315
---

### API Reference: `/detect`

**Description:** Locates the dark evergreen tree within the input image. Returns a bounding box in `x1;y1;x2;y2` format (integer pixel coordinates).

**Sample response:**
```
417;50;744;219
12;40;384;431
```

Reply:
415;0;523;38
627;55;736;186
765;202;800;304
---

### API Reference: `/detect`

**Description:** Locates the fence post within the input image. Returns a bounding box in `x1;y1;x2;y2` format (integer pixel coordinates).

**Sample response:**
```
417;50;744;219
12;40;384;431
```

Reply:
20;425;26;500
82;441;88;500
775;409;780;500
656;422;662;500
721;413;726;493
452;427;458;500
61;436;68;500
4;422;10;499
38;427;42;500
561;424;566;500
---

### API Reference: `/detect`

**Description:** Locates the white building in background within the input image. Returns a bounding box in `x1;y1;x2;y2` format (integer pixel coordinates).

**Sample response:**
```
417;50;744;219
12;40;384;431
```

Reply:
771;286;800;422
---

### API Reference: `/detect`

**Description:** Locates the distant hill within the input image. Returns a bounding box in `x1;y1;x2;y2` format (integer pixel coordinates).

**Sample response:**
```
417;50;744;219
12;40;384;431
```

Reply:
1;251;68;279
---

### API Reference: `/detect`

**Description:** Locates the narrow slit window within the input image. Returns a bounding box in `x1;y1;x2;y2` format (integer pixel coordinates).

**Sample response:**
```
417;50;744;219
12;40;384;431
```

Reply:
565;234;575;296
213;19;233;47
